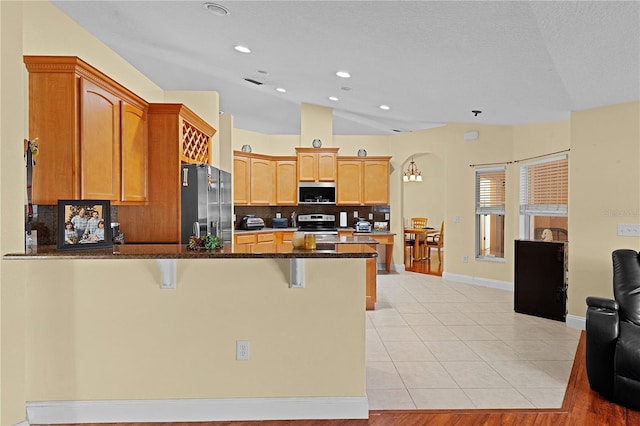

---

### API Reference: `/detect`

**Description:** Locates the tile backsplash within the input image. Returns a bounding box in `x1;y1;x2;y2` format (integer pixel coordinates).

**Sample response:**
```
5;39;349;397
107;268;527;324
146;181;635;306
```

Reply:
31;203;388;245
234;205;390;229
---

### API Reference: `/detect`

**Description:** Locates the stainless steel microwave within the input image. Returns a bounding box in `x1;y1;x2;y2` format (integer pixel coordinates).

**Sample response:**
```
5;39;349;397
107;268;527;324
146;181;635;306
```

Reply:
298;182;336;204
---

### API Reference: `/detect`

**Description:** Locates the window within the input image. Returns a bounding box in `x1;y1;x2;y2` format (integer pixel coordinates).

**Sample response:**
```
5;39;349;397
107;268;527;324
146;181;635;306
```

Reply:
519;155;568;241
475;167;506;259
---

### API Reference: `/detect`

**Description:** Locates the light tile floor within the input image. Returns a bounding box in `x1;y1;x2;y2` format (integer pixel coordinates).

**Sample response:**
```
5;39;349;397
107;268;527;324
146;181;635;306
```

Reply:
366;271;581;410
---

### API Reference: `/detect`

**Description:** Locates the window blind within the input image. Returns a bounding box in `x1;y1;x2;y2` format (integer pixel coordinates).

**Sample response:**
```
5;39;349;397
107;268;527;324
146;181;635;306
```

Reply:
476;167;506;215
519;155;568;215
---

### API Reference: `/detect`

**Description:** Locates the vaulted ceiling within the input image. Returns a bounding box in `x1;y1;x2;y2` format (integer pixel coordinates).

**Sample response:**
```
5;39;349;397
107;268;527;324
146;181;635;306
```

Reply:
52;1;640;135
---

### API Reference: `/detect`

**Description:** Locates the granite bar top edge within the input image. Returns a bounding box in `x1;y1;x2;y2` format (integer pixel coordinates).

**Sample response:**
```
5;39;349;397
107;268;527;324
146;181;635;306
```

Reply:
3;244;378;260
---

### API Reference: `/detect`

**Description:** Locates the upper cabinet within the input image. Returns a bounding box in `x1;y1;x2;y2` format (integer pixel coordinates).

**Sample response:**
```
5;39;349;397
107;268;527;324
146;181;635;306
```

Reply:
250;156;275;205
118;103;215;243
296;148;338;182
337;157;391;205
233;154;251;205
24;55;149;205
233;151;281;206
274;157;298;205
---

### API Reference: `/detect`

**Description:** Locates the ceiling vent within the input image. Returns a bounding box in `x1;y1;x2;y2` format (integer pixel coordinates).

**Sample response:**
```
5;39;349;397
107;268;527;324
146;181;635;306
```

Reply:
244;78;263;85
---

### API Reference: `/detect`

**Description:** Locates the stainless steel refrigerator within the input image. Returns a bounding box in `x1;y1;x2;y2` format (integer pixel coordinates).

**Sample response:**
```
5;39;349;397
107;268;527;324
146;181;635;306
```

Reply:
180;164;232;244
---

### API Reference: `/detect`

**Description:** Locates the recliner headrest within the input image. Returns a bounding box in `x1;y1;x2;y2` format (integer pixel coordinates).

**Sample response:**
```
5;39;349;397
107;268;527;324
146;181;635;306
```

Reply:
613;249;640;325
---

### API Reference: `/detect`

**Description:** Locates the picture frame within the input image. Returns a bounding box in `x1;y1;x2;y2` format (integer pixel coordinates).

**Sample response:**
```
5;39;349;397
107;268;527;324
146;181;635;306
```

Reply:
57;200;112;251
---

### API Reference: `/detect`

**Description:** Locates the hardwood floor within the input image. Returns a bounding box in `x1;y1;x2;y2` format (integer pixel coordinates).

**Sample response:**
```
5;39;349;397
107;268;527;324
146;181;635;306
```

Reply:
41;332;640;426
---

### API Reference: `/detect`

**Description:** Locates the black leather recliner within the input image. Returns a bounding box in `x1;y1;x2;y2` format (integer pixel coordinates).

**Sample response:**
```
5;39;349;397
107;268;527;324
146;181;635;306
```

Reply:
586;249;640;410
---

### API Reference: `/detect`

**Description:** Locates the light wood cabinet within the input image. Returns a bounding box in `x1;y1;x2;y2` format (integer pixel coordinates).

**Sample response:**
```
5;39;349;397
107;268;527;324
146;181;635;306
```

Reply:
256;233;276;244
233;152;277;205
336;159;363;205
296;148;338;182
234;233;257;245
118;104;215;243
274;157;298;205
277;231;294;244
121;103;148;202
338;229;355;237
233;155;251;205
24;55;149;205
337;157;391;205
250;157;275;205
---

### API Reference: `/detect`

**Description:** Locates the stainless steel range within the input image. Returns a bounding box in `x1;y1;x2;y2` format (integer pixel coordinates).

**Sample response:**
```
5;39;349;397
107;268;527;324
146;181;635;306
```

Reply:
297;214;338;240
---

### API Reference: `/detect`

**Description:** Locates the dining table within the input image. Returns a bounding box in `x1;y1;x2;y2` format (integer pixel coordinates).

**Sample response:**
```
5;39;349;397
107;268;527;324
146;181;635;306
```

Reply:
404;227;439;262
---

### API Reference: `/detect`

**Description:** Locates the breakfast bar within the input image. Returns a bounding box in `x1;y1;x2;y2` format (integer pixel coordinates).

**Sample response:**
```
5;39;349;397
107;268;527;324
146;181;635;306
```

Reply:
2;244;375;422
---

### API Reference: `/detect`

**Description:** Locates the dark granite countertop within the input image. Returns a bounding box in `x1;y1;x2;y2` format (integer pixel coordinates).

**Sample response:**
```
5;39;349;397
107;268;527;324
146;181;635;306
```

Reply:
3;243;377;260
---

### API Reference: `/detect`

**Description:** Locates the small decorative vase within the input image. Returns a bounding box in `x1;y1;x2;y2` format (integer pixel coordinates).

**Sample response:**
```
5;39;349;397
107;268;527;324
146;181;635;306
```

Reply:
357;149;367;157
241;144;252;153
312;139;322;148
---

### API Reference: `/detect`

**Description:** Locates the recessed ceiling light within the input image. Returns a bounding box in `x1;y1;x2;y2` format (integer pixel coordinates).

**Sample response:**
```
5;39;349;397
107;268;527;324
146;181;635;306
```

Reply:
276;87;286;93
234;45;251;53
336;71;351;78
329;96;339;101
203;2;229;16
379;105;390;110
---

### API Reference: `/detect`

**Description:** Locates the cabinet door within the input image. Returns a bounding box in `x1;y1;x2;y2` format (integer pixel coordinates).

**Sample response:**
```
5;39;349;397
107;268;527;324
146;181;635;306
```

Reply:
250;157;274;205
235;233;257;245
275;160;298;205
363;160;389;205
257;233;275;244
337;160;363;205
317;152;337;181
233;156;250;205
121;102;147;202
297;152;317;182
80;79;121;200
28;71;79;204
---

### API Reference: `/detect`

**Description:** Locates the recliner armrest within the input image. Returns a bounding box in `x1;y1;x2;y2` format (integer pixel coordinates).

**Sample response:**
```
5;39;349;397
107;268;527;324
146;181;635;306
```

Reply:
587;296;619;312
585;296;619;397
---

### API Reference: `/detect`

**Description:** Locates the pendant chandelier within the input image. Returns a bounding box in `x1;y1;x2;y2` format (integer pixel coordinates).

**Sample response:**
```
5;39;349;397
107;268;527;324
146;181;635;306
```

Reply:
403;158;423;182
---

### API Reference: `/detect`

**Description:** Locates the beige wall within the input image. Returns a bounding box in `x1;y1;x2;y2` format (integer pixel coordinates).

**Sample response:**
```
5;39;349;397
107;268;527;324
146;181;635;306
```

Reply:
1;2;29;423
19;258;365;401
3;1;640;423
568;102;640;315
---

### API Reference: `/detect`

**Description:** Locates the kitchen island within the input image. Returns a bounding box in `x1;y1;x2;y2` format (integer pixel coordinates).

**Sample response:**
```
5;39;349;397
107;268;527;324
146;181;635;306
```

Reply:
2;244;374;423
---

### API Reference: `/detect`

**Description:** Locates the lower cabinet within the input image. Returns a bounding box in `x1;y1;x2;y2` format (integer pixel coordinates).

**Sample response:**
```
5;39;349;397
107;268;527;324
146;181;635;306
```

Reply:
234;233;257;245
366;255;377;310
233;230;377;310
277;231;294;244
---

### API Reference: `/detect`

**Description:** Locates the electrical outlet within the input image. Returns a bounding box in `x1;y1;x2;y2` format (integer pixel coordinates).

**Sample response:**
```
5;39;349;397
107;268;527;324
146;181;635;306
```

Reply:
353;211;358;218
384;213;390;220
368;213;373;220
463;256;468;263
618;224;640;237
454;215;460;223
236;340;249;361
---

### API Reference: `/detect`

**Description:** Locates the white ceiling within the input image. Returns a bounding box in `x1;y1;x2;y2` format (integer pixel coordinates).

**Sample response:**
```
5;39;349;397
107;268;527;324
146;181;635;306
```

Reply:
51;1;640;135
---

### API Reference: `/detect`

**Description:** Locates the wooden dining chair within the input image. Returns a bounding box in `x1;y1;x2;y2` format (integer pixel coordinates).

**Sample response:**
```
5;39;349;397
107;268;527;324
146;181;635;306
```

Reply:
423;221;444;262
405;217;428;261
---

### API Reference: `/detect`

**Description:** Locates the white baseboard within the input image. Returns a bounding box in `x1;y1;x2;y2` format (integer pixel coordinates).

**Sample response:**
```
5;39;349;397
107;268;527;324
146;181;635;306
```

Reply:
13;421;29;426
566;314;586;330
442;272;513;292
26;396;369;424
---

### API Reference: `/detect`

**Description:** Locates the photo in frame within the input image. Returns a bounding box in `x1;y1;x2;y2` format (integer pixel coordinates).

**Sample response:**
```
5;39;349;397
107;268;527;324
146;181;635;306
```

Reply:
57;200;112;251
